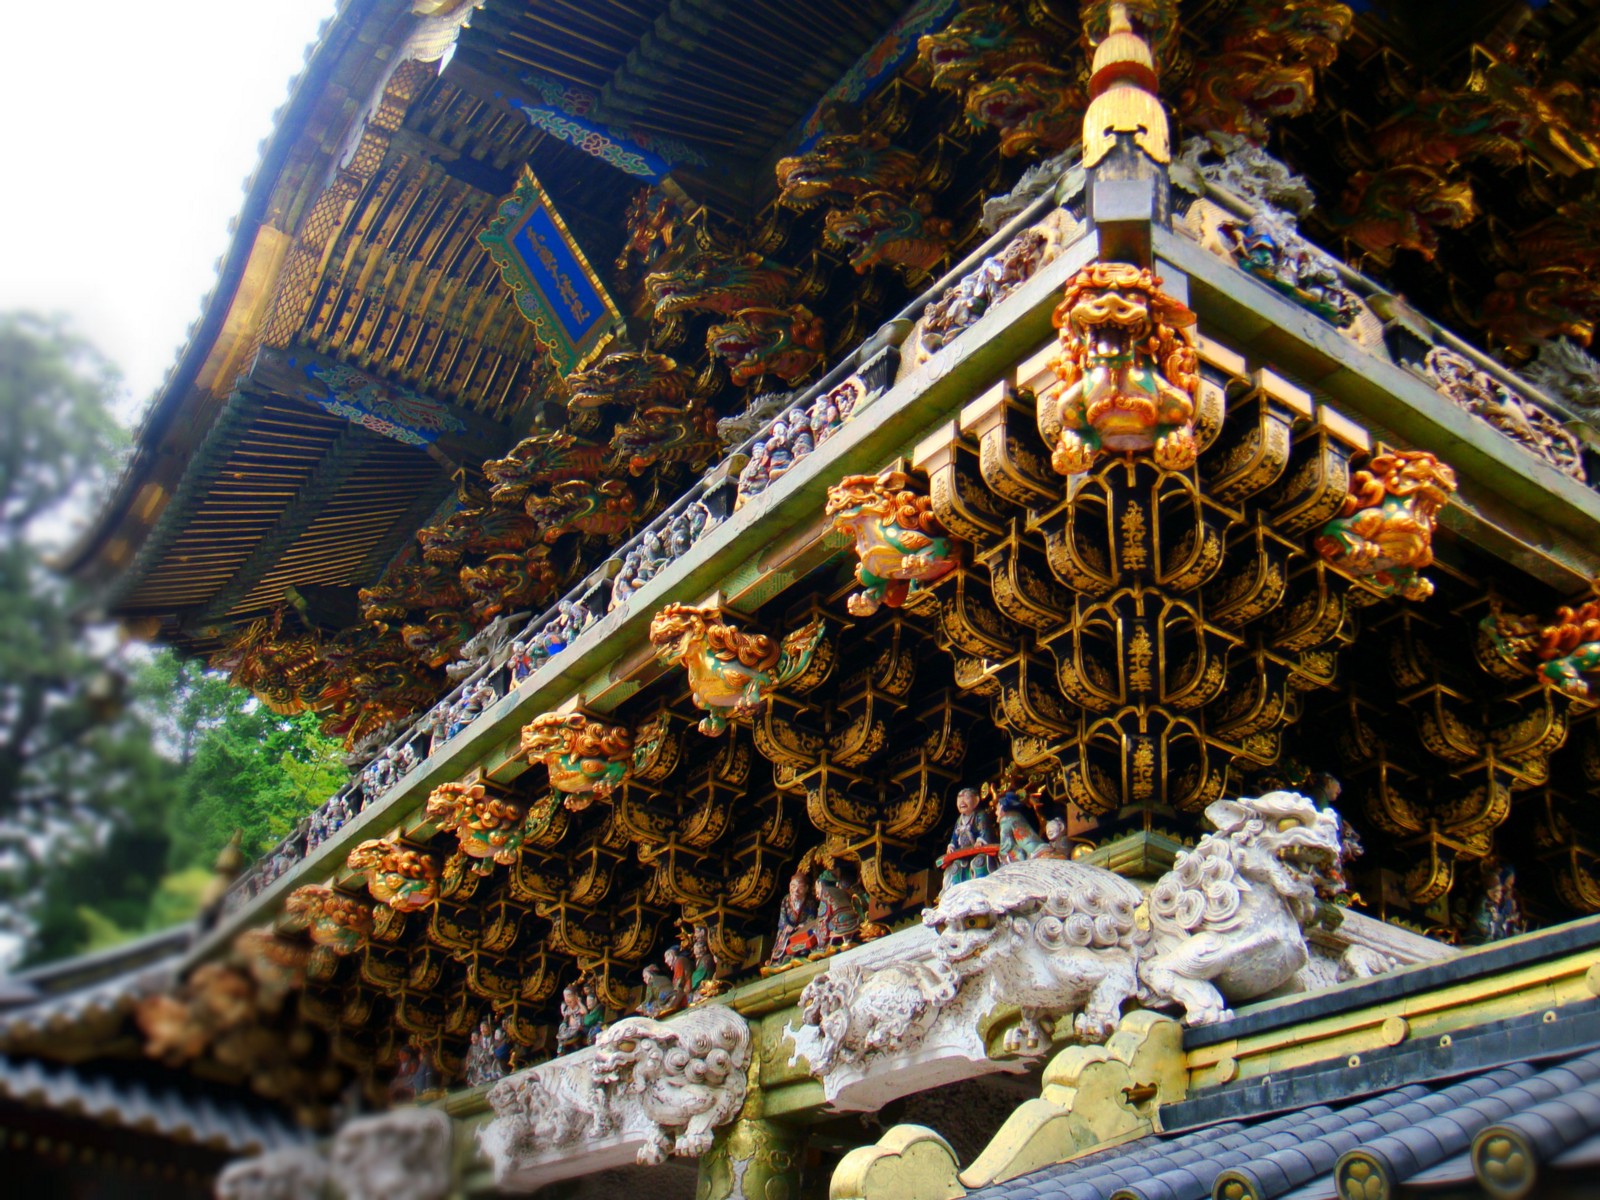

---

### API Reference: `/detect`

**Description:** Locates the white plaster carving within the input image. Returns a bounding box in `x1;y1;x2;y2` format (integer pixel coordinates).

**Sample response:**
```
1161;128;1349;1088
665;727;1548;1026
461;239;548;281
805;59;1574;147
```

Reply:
798;956;961;1075
215;1147;327;1200
1523;336;1600;412
980;149;1082;233
328;1108;452;1200
1172;133;1315;218
479;1005;751;1190
788;925;1026;1112
591;1009;751;1163
793;793;1452;1110
1139;792;1344;1026
926;857;1146;1052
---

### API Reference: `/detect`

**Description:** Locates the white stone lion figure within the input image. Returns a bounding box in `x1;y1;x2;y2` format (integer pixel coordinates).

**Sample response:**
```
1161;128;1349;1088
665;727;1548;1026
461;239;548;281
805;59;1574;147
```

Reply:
330;1108;452;1200
1139;791;1343;1026
799;957;962;1073
590;1005;752;1165
478;1061;613;1174
923;857;1144;1053
216;1147;328;1200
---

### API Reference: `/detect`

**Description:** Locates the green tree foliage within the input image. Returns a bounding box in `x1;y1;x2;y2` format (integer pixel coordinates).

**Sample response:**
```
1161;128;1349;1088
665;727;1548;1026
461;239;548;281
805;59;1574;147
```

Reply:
158;656;347;869
0;313;348;965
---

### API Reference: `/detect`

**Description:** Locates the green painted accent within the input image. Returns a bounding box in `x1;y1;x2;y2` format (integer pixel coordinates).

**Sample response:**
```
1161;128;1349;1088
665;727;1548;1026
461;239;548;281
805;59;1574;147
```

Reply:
757;1079;830;1121
697;1116;806;1200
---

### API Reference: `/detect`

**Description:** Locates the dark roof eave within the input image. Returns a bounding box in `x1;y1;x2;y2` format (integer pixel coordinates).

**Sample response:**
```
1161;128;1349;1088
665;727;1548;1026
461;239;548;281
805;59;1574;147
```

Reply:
61;0;414;583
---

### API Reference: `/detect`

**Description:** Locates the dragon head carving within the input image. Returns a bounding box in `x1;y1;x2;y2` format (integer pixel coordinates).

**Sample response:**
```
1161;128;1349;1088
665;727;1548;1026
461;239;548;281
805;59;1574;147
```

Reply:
706;305;826;388
645;250;796;319
775;131;921;208
483;433;606;506
823;191;953;276
965;62;1084;158
459;548;558;623
523;478;637;542
915;3;1052;91
606;402;721;477
564;350;693;412
359;564;465;624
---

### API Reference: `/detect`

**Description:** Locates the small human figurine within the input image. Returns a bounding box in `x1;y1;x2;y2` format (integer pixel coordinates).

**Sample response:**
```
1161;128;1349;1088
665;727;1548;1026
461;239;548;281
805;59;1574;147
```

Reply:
813;868;865;953
1468;865;1526;944
736;438;774;508
638;532;667;581
637;963;678;1019
410;1042;439;1098
610;551;642;611
465;1017;492;1087
1044;815;1073;856
390;1044;420;1103
765;419;795;479
808;393;838;446
457;679;497;732
996;788;1055;863
939;786;1000;893
556;984;587;1053
491;1024;511;1077
580;980;606;1044
1221;212;1283;282
764;869;818;972
689;923;721;998
444;696;466;741
667;511;693;558
664;944;693;1011
508;640;534;683
685;501;710;543
790;406;817;455
424;704;449;756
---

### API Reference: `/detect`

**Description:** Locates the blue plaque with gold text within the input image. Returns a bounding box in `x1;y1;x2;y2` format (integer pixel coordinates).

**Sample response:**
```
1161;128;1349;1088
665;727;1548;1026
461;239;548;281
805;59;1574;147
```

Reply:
479;168;622;376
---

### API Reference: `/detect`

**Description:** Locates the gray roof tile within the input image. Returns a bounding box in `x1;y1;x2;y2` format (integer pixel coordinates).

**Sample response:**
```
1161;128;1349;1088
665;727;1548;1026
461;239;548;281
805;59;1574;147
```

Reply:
969;1038;1600;1200
0;1054;305;1155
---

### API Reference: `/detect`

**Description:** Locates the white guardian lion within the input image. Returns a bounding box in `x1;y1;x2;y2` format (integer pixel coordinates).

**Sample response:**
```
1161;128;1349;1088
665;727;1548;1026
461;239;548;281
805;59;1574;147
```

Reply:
1138;791;1343;1025
923;856;1144;1052
590;1004;752;1165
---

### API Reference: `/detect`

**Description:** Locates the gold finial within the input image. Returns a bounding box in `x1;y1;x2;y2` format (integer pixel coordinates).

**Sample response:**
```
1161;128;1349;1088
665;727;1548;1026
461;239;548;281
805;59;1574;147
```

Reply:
1082;2;1171;169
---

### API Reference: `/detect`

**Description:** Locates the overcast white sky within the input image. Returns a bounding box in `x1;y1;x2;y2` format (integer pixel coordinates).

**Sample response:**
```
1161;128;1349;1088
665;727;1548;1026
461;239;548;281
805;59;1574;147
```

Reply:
0;0;340;421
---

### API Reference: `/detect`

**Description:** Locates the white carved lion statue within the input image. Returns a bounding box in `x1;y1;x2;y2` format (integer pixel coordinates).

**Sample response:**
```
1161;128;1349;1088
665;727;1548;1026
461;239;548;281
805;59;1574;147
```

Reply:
330;1109;453;1200
590;1004;752;1165
216;1147;328;1200
479;1058;614;1174
923;857;1145;1053
799;957;962;1073
1138;791;1343;1025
